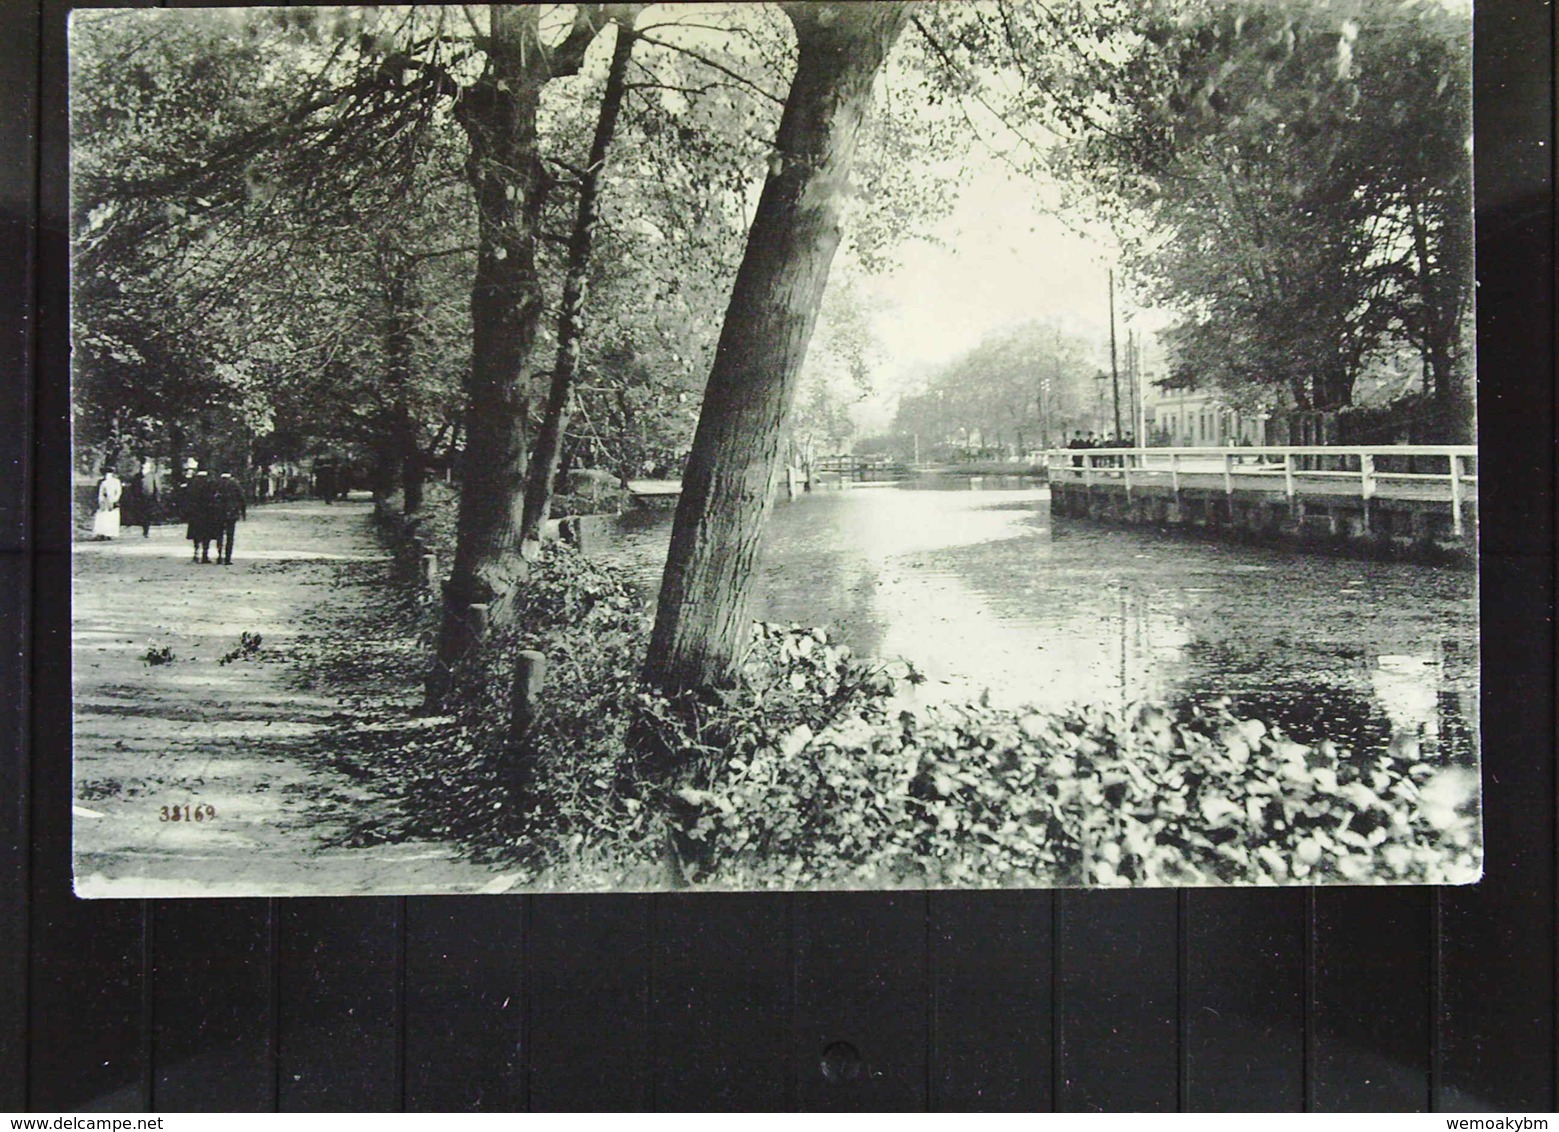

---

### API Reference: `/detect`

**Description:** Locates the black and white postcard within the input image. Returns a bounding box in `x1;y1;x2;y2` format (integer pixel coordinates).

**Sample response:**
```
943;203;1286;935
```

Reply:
70;1;1479;896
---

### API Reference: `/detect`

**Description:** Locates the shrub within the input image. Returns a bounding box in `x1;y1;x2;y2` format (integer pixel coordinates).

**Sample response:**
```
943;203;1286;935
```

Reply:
668;690;1481;889
385;543;1480;891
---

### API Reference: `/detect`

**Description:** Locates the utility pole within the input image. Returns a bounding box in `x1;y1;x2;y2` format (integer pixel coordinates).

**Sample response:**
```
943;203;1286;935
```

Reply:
1051;327;1062;448
1108;269;1122;439
1135;329;1149;445
1125;329;1137;442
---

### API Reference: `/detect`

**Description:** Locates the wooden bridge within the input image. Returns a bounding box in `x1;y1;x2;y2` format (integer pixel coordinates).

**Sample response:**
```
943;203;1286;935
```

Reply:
812;455;910;482
1042;445;1477;555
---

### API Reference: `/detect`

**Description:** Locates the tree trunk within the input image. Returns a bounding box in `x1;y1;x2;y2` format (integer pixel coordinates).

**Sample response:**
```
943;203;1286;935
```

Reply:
644;2;910;694
1407;192;1463;414
169;421;186;486
380;255;420;515
429;6;602;702
519;17;637;555
402;447;425;514
613;386;637;488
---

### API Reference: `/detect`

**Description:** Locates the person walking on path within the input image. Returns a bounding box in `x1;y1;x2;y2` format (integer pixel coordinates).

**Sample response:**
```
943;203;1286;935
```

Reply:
212;471;247;565
314;459;337;505
91;469;122;539
122;458;151;538
183;469;216;563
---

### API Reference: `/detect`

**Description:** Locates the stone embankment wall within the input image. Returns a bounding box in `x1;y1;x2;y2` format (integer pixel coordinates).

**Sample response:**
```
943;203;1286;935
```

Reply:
1049;482;1475;564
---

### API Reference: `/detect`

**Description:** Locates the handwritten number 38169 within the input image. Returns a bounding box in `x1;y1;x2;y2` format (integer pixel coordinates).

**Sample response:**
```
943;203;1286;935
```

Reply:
160;804;217;823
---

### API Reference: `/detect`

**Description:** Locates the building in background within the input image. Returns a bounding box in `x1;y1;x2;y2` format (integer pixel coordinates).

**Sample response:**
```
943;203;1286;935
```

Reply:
1144;385;1269;447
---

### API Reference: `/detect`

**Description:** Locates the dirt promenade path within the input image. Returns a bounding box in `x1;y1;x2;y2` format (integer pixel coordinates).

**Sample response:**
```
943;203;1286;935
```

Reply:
72;499;518;897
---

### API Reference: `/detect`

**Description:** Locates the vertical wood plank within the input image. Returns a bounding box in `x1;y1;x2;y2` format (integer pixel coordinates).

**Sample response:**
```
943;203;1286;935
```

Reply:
30;0;149;1112
0;556;29;1114
0;0;40;1105
1312;888;1432;1111
793;892;928;1112
277;899;401;1111
1438;565;1553;1110
403;896;524;1112
0;0;37;545
526;895;652;1110
1055;890;1178;1112
1183;889;1306;1111
930;890;1053;1111
151;899;274;1111
30;559;147;1112
651;894;789;1110
1437;0;1557;1107
0;0;39;1110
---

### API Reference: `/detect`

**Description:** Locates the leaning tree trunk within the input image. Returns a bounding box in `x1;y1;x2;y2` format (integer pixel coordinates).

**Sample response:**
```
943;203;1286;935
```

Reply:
429;5;603;703
644;1;911;694
519;16;638;556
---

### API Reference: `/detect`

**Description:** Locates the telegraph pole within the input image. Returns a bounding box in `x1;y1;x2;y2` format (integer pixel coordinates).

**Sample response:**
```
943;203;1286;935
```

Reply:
1134;329;1149;444
1125;328;1137;442
1108;269;1123;439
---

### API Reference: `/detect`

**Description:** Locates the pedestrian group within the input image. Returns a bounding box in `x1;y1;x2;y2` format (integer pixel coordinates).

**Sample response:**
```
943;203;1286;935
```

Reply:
179;462;247;564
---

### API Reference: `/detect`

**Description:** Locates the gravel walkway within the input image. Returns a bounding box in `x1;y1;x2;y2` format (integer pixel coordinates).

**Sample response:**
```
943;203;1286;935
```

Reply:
72;498;520;897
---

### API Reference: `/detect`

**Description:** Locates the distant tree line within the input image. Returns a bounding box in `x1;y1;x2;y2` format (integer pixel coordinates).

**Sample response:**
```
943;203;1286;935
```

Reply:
890;321;1103;460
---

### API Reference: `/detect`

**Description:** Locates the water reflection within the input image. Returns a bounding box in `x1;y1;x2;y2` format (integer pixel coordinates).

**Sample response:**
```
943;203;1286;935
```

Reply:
597;480;1478;765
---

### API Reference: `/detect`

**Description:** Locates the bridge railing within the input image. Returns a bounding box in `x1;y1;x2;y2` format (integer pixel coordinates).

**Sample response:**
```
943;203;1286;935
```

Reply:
1042;445;1477;536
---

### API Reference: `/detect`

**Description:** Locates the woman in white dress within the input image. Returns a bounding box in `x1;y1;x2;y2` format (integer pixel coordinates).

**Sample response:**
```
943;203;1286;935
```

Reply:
92;469;122;539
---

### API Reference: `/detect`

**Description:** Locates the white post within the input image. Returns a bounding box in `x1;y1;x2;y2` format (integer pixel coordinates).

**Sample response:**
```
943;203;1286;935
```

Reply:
1283;452;1296;500
1170;453;1181;493
1222;450;1234;496
1449;453;1464;537
1360;453;1376;500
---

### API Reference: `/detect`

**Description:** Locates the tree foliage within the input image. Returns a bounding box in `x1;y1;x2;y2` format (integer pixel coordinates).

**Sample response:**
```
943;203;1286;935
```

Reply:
1049;0;1472;419
910;0;1471;426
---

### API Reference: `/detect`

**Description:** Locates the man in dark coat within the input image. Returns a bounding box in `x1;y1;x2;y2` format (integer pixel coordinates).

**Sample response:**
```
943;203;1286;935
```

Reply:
211;472;247;565
314;458;337;505
1068;430;1086;468
183;470;216;563
122;460;151;538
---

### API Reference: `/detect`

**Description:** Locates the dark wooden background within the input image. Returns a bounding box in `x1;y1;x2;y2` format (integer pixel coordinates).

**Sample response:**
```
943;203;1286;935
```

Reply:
3;0;1553;1113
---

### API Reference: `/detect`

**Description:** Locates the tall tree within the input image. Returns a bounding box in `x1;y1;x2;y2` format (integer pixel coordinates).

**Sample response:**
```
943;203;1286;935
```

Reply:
434;5;609;690
1037;0;1472;421
520;9;641;555
645;1;913;695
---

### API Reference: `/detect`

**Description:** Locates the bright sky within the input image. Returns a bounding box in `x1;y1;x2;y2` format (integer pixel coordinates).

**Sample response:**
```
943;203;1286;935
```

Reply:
851;163;1173;431
865;169;1116;372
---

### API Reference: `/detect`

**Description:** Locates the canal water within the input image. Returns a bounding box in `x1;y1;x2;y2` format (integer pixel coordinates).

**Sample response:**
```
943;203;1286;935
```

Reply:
599;479;1479;765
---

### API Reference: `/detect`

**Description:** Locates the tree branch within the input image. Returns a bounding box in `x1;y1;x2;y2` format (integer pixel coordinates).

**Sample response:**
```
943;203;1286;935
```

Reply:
634;31;784;105
548;3;608;78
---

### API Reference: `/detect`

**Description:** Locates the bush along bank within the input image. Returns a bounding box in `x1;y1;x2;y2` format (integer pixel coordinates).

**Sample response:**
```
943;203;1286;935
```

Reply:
375;542;1480;890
